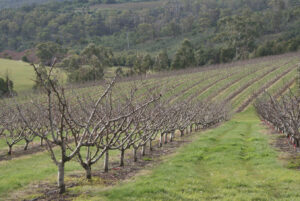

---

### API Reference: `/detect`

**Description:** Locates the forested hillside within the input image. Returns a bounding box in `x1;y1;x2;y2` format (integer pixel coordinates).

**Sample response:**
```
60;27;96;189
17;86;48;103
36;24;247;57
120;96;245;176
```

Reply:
0;0;145;9
0;0;299;67
0;0;66;9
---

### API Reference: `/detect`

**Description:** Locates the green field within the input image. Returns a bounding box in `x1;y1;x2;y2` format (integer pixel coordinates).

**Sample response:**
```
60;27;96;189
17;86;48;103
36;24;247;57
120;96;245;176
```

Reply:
0;58;129;94
1;53;300;200
0;59;36;92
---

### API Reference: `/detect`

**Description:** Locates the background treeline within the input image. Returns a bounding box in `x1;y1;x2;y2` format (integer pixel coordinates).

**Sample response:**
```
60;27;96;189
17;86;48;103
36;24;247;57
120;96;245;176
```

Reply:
35;39;196;82
0;0;66;10
0;0;300;66
0;0;148;10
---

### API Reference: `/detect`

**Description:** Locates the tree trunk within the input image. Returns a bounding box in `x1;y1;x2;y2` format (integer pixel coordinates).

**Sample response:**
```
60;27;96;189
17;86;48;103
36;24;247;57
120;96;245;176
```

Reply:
149;140;153;151
40;137;43;146
24;140;29;151
120;149;125;167
8;145;12;155
296;138;299;147
133;148;137;162
85;165;92;180
170;131;174;142
190;125;193;133
159;134;163;147
180;130;184;137
58;162;65;194
104;150;109;172
141;144;146;156
164;133;168;144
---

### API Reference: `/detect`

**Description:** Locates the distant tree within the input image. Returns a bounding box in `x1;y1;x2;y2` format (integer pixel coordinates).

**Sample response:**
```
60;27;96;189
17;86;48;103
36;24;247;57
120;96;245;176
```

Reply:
195;47;220;66
33;65;58;91
171;39;195;69
136;23;155;42
115;67;124;77
133;54;153;75
59;54;81;71
216;10;262;59
61;43;113;82
268;0;286;32
36;42;66;65
133;55;145;74
141;54;153;72
153;50;170;71
220;47;235;63
0;74;14;98
68;65;104;82
21;55;29;63
102;0;116;4
162;21;181;37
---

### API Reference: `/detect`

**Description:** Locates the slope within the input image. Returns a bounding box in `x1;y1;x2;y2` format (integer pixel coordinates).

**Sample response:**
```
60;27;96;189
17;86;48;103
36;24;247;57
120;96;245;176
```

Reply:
81;108;300;201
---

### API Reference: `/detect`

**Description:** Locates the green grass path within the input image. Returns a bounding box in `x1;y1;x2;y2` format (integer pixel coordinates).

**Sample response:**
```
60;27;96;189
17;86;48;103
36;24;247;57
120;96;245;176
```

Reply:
81;108;300;201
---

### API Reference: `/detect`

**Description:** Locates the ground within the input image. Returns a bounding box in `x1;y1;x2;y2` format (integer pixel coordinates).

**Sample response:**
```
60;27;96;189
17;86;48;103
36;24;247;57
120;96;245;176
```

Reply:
1;53;300;200
0;58;67;93
0;59;35;92
71;107;300;201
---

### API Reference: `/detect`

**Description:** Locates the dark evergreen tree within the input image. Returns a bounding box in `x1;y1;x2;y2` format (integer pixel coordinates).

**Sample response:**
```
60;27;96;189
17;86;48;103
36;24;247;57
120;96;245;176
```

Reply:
153;50;170;71
171;39;195;69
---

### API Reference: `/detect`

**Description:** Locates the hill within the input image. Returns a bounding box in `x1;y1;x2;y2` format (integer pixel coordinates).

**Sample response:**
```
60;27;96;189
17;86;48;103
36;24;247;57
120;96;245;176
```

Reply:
0;59;35;92
0;58;67;93
0;52;299;200
0;0;299;67
79;108;300;201
0;0;66;10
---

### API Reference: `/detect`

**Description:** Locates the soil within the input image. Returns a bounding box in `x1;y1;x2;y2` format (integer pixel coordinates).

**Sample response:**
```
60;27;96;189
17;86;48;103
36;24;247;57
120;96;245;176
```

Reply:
262;121;300;159
0;142;46;162
20;131;199;201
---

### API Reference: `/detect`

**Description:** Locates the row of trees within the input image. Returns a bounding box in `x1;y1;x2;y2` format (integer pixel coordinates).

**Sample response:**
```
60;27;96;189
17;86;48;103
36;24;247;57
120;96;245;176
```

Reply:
34;40;195;82
0;61;229;194
36;34;300;85
119;39;196;73
0;0;131;10
255;92;300;148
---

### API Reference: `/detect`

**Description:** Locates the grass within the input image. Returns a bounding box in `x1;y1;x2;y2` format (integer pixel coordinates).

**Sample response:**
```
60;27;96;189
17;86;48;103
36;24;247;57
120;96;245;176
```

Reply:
0;149;80;198
0;59;35;92
0;145;126;200
74;107;300;201
0;53;300;200
0;58;67;93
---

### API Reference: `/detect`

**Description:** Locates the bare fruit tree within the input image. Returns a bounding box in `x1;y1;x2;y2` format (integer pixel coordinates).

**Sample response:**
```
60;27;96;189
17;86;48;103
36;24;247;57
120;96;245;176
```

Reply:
255;91;300;147
1;59;230;195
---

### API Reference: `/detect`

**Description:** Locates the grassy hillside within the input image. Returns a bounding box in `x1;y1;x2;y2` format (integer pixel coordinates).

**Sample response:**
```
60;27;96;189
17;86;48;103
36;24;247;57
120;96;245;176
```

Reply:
0;59;35;92
0;52;299;200
0;59;67;93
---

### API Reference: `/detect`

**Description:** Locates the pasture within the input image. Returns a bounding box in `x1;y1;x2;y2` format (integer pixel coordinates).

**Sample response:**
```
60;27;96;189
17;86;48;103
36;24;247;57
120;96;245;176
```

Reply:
0;59;35;92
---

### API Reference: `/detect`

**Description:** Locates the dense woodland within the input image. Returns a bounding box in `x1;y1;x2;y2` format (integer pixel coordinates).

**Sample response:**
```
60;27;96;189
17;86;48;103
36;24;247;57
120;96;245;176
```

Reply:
0;0;143;10
0;0;300;83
